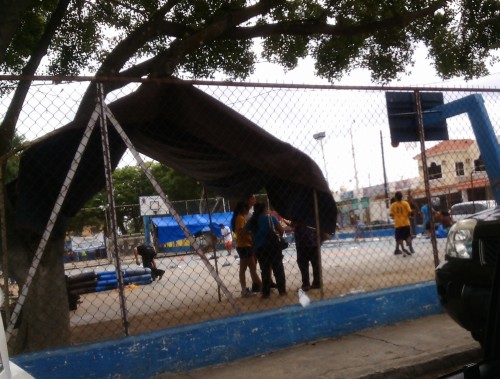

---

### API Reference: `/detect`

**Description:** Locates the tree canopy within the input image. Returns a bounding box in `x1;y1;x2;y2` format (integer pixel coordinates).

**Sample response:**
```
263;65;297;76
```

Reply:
2;0;499;162
2;0;500;84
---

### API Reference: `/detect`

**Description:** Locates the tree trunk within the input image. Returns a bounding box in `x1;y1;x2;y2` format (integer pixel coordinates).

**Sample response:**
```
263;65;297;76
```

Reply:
5;202;70;354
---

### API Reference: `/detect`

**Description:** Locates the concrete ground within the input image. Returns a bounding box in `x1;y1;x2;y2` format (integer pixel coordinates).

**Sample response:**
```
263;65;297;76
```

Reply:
154;313;482;379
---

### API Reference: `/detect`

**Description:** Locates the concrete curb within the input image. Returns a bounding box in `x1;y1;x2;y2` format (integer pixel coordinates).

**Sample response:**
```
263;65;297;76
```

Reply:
359;346;483;379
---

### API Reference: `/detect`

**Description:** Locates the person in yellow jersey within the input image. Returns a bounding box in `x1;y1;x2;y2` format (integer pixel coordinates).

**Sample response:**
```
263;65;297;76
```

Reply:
231;201;262;297
389;191;415;256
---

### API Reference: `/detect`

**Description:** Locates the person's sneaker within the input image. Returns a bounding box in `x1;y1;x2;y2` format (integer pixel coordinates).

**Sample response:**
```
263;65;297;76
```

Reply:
241;288;252;298
402;248;411;256
409;246;415;255
251;283;261;293
394;249;402;255
301;285;310;292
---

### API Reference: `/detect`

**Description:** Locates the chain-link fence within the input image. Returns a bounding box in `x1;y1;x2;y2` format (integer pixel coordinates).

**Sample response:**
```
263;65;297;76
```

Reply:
1;77;499;353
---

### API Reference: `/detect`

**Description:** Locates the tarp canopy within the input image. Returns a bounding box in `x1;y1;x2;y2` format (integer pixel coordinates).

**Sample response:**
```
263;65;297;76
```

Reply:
70;232;106;253
13;79;337;238
152;212;232;244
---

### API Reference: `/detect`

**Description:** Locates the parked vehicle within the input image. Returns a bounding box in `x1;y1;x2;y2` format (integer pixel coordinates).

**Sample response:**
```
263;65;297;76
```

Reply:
435;204;500;346
449;200;496;222
0;293;34;378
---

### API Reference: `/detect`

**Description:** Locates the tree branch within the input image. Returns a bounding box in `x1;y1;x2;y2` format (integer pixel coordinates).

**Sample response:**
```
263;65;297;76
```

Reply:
0;0;72;157
225;1;448;39
75;0;279;120
0;0;36;65
96;0;182;76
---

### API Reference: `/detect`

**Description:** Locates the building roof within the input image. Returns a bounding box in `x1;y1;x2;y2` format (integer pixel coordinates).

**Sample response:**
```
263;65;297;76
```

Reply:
414;139;475;159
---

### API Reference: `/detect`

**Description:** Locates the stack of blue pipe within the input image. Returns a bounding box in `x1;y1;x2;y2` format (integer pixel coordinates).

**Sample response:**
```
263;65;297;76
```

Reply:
67;268;153;296
96;268;153;291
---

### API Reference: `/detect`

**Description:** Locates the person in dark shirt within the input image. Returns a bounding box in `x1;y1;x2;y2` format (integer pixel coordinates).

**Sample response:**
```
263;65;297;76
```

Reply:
134;244;165;281
293;222;320;291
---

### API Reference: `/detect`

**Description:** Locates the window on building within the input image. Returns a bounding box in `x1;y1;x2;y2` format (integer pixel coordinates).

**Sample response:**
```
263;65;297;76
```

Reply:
455;161;465;176
428;162;442;180
474;156;486;171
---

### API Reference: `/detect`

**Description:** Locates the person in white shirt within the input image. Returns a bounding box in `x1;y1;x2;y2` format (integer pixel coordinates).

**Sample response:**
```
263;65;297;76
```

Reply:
219;224;234;257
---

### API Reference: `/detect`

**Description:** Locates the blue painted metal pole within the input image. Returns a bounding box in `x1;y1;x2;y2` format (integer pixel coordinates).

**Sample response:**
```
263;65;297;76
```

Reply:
422;94;500;203
144;216;151;246
465;95;500;203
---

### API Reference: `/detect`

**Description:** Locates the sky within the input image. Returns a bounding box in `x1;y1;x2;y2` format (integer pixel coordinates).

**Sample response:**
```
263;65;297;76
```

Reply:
5;41;500;194
242;44;500;192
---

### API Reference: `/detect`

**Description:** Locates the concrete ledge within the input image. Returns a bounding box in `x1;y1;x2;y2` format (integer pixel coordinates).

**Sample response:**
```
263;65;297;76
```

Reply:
14;281;443;379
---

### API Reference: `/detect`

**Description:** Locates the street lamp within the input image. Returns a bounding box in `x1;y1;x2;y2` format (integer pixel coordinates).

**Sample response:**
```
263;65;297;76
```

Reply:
313;132;329;187
350;121;362;218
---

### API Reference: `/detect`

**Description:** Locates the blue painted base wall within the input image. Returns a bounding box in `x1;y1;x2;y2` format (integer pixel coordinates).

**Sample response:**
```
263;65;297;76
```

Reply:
14;281;443;379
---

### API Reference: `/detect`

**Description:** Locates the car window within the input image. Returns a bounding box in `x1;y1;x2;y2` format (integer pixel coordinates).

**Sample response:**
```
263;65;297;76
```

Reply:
451;203;488;215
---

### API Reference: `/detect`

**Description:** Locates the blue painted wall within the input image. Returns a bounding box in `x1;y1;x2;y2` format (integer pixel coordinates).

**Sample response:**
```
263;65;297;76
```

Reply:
14;281;442;379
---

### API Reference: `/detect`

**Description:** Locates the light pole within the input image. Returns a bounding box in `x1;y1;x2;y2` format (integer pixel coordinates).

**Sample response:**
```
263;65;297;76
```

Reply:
313;131;329;187
350;121;362;219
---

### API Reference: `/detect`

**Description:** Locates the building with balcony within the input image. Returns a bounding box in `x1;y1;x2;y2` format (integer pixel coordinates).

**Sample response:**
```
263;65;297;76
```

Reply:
413;138;493;209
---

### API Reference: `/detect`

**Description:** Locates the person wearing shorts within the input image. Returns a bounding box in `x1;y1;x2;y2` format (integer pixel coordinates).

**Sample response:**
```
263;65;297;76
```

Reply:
230;202;262;297
390;191;415;257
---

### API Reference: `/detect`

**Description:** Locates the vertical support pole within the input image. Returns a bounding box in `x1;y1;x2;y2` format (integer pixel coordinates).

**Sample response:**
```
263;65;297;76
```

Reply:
313;190;324;300
203;187;222;302
0;165;10;326
466;95;500;203
380;131;390;212
415;91;440;267
97;83;129;336
104;107;240;313
144;216;151;246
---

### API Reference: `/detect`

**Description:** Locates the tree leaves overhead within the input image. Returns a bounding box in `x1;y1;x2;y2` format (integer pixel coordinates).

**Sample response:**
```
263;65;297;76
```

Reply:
2;0;500;84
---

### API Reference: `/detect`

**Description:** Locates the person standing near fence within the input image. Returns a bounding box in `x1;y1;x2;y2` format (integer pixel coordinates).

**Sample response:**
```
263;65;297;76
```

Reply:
245;203;286;298
420;200;438;239
407;190;418;237
219;224;234;257
390;191;415;256
231;202;262;297
293;222;320;292
245;194;256;220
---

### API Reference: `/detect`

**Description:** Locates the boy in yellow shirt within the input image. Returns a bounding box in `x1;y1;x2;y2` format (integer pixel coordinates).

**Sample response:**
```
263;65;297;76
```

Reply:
390;191;415;256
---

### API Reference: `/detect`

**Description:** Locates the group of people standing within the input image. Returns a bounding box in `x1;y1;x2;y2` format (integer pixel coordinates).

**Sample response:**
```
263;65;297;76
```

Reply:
232;198;286;298
133;194;322;299
390;190;455;256
231;195;321;299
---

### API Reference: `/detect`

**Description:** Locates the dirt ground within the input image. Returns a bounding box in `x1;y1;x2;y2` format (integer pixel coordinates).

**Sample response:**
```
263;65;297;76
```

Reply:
66;236;445;345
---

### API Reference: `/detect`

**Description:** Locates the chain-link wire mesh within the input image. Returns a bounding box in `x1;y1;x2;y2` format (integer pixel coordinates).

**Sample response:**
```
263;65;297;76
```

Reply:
1;77;499;353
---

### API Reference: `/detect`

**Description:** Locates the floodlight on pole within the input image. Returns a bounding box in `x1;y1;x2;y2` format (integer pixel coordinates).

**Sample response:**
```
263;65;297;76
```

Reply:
313;132;329;188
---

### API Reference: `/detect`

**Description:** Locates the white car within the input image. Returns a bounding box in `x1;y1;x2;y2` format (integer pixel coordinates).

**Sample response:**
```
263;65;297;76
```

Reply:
0;293;34;379
450;200;497;222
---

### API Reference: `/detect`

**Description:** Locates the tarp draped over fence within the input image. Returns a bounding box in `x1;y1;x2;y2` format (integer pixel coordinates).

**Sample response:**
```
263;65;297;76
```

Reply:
70;232;106;252
14;79;337;237
152;212;232;244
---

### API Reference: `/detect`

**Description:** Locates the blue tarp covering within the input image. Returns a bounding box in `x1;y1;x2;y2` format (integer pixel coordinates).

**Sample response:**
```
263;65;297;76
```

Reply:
152;212;233;244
